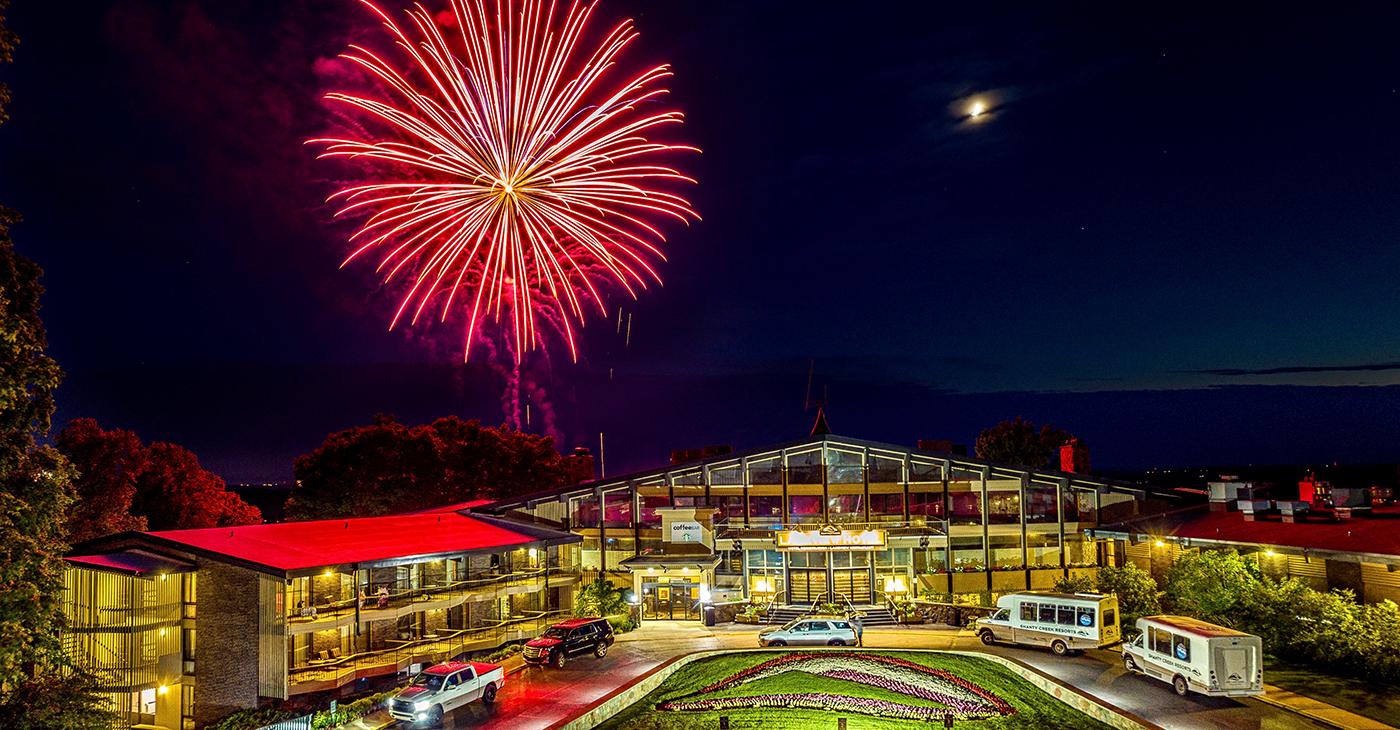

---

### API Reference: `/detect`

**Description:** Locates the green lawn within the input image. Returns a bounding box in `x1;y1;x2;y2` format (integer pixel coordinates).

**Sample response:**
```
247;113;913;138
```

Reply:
1265;657;1400;727
593;651;1115;730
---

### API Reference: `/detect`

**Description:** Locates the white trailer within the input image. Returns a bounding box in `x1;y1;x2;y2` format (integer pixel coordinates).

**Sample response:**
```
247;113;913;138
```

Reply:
975;591;1120;655
1122;615;1263;697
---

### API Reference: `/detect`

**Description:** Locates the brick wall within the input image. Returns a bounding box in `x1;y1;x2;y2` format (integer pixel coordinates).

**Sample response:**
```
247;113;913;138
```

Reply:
309;574;342;607
311;628;341;658
194;561;262;729
424;609;446;634
369;566;396;593
369;619;396;650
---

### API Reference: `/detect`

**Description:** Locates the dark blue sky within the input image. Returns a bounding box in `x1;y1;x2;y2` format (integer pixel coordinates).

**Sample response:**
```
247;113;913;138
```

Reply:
2;1;1398;482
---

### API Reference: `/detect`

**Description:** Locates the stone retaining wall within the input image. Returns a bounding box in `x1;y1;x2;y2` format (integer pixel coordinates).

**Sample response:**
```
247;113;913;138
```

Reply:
551;647;1165;730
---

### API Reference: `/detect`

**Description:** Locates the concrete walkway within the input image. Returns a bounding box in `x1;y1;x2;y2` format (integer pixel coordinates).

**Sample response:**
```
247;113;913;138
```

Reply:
1256;684;1397;730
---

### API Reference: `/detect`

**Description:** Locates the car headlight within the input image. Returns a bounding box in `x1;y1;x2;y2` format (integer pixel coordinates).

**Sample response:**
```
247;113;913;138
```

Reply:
413;701;430;711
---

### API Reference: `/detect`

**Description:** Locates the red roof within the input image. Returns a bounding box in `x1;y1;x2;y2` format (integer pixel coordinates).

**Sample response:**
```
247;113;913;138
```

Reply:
145;511;544;572
1147;505;1400;557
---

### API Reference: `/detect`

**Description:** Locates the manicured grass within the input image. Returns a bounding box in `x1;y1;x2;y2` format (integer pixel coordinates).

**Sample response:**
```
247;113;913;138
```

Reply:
594;651;1115;730
1265;657;1400;727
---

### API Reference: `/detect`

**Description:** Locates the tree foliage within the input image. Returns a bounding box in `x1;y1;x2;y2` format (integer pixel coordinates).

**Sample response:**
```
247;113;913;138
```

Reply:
573;578;628;618
0;11;114;717
1154;548;1400;687
57;418;261;540
0;671;117;730
286;414;568;520
1162;549;1259;624
974;416;1073;468
0;0;13;126
54;419;147;541
1053;563;1162;632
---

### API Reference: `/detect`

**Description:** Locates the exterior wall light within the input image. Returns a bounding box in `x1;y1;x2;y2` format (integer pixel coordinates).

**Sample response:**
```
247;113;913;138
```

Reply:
157;685;169;695
1154;540;1165;547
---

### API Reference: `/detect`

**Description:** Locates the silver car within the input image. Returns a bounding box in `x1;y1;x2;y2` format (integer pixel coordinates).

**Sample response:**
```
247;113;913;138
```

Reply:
758;618;860;647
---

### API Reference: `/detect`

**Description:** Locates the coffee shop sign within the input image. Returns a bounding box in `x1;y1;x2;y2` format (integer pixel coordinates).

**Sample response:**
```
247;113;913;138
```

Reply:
775;529;887;551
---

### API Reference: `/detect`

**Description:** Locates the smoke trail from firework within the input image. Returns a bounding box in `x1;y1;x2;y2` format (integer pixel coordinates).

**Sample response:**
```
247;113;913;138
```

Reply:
313;0;698;362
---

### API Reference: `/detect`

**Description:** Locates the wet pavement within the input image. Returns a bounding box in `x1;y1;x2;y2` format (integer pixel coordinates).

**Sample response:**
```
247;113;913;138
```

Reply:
378;620;1334;730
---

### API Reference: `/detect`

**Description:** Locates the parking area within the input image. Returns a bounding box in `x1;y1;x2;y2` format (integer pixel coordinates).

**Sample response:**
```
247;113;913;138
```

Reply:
363;620;1334;730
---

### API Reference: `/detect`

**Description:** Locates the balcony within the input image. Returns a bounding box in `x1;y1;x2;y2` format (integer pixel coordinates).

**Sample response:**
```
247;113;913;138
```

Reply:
286;568;580;635
286;610;569;695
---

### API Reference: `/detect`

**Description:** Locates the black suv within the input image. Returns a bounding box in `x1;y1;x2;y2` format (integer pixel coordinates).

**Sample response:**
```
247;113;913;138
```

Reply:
522;617;615;668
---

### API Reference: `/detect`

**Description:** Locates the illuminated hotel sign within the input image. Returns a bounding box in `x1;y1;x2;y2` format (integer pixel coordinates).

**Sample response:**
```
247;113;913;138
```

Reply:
774;529;887;551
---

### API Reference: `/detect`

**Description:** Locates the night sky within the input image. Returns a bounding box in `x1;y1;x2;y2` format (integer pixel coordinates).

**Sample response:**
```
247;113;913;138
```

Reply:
2;1;1398;484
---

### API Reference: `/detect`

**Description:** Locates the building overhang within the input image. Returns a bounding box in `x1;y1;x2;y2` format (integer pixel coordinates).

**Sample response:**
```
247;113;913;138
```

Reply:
66;550;197;578
617;554;722;572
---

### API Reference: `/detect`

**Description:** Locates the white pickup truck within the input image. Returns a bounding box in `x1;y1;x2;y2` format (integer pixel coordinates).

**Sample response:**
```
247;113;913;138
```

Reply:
387;661;504;726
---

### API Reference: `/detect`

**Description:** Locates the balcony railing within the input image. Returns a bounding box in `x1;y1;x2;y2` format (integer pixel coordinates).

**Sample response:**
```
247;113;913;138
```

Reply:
287;567;580;627
286;609;570;694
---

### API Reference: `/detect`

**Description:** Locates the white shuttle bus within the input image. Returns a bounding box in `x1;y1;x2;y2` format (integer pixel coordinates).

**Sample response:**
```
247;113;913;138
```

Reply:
1122;616;1263;697
975;592;1120;656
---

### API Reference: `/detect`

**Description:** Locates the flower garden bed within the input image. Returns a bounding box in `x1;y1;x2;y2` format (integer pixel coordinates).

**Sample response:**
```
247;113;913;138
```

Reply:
592;651;1115;730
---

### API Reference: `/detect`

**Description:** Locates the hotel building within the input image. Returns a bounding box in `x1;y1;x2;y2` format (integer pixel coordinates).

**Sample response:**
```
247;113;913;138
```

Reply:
62;506;579;729
482;433;1178;620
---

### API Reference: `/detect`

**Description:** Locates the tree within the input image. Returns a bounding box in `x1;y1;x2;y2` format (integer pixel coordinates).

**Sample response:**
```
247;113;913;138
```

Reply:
57;418;261;539
55;419;147;542
0;3;115;718
1053;563;1162;632
974;416;1073;468
1162;549;1259;624
1095;564;1163;629
286;415;568;520
134;441;262;531
573;578;627;618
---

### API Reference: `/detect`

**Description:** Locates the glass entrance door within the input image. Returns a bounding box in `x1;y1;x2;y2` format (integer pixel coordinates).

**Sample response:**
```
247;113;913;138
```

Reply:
641;582;701;620
831;551;872;604
786;552;827;604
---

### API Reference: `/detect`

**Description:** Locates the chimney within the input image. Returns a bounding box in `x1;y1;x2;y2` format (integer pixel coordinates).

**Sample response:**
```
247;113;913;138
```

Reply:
919;440;967;456
670;445;732;466
561;447;595;486
1060;439;1090;473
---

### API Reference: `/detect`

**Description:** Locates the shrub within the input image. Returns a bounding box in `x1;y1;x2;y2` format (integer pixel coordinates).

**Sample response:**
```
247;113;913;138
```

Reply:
485;644;523;663
208;707;298;730
608;615;636;633
1052;574;1095;595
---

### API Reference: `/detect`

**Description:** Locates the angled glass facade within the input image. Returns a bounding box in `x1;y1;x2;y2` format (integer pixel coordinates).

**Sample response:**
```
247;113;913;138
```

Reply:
486;435;1148;611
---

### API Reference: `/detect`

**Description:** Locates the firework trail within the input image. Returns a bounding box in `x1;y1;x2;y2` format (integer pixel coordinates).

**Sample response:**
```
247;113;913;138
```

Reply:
313;0;698;362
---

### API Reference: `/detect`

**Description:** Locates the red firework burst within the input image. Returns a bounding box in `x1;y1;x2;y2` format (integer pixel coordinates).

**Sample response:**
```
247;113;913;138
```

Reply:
313;0;698;361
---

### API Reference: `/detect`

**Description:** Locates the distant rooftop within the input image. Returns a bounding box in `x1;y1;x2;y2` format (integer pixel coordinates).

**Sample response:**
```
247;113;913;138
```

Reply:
1090;503;1400;564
